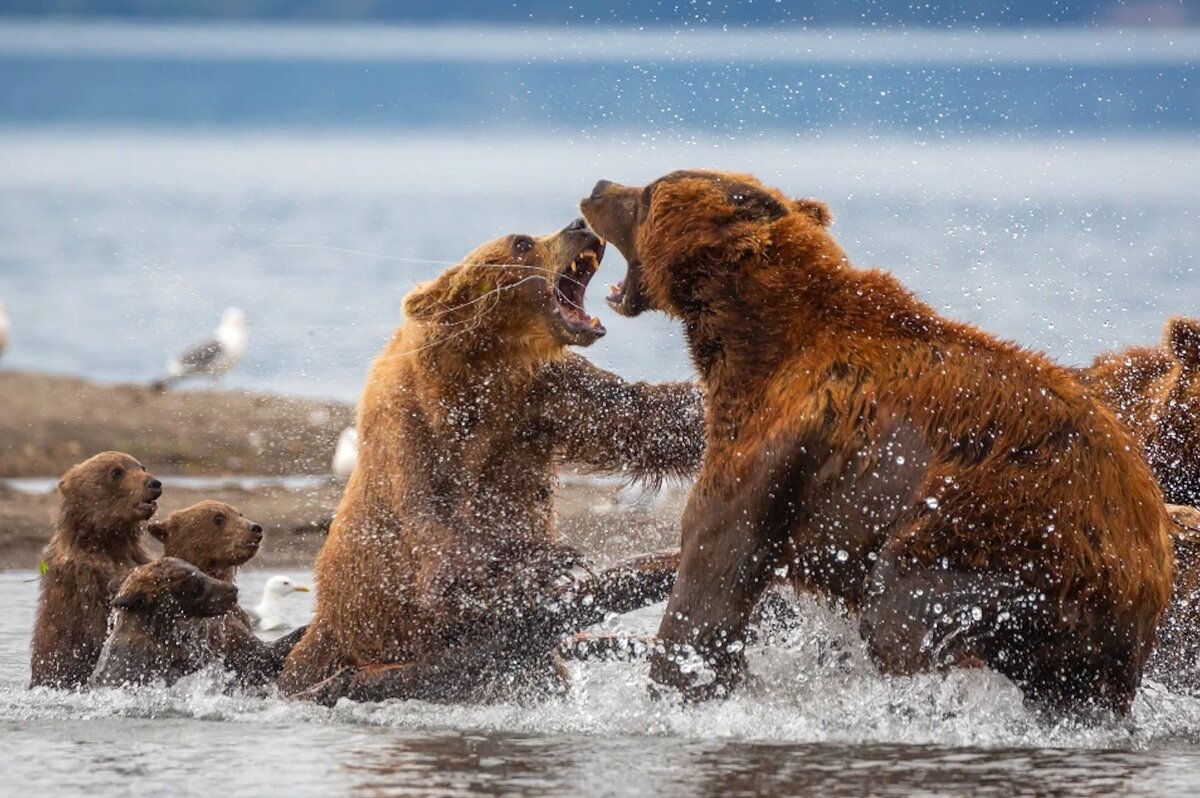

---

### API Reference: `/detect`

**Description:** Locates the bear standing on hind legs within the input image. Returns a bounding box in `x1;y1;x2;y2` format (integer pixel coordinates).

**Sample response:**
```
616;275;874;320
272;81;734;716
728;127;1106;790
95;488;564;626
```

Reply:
281;218;704;703
31;451;162;689
581;170;1172;718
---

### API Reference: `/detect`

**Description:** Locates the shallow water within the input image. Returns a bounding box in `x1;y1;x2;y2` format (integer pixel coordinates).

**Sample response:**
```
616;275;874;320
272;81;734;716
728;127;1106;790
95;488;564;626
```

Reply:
6;569;1200;796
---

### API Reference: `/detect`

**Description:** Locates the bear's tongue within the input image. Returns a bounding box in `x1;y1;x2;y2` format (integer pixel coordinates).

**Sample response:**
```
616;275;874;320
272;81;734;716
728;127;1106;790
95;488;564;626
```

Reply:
555;250;604;332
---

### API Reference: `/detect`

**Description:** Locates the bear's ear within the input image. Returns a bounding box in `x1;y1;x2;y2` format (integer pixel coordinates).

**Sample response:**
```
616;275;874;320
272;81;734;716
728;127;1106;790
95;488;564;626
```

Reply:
403;265;467;322
723;183;789;223
112;587;149;612
793;198;833;227
1167;317;1200;372
147;520;169;543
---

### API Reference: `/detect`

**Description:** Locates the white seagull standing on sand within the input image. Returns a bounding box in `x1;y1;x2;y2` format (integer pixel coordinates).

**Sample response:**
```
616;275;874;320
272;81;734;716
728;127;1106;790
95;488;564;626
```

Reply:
153;307;248;390
0;301;9;361
245;575;311;632
331;427;358;479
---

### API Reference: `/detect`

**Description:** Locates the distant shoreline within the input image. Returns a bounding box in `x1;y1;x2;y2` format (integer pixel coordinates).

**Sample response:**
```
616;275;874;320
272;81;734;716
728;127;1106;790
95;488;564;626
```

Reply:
0;370;354;479
0;369;687;569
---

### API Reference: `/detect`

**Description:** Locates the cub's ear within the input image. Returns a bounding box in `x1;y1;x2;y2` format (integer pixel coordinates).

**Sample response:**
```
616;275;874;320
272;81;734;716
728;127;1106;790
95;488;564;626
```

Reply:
793;198;833;227
112;587;149;611
147;520;169;543
1167;317;1200;372
403;265;466;322
723;183;789;222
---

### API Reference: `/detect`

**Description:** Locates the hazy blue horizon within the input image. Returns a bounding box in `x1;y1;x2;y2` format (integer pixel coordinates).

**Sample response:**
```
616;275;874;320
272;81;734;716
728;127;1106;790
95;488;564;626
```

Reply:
0;21;1195;134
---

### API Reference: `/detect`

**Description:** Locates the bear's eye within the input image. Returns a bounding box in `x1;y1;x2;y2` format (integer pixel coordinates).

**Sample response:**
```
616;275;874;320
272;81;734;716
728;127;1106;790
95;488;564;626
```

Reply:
111;467;124;480
512;236;535;255
213;514;226;527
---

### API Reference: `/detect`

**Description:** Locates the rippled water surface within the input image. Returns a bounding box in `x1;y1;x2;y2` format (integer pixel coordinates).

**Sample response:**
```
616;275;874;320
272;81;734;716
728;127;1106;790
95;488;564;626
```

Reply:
5;570;1200;797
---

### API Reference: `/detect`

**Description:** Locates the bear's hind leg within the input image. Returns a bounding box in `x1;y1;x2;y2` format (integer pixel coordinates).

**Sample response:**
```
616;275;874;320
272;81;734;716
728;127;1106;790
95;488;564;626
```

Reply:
860;552;1142;719
277;621;346;695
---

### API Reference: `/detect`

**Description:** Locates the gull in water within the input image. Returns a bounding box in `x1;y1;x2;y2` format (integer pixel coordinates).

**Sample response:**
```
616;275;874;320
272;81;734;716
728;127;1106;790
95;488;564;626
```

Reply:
331;427;358;480
245;575;311;632
152;307;248;390
0;300;8;361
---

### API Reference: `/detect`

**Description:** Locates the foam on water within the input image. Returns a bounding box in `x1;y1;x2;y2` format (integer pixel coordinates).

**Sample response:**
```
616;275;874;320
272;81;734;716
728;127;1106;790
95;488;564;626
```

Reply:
5;589;1200;753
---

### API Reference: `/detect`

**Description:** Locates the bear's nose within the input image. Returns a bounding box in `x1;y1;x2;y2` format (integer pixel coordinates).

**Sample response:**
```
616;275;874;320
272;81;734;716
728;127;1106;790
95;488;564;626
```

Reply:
146;478;162;491
565;217;588;232
249;523;263;537
590;180;613;200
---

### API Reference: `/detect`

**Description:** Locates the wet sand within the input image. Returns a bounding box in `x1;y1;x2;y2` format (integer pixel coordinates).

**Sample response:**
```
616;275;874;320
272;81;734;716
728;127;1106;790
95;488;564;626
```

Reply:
0;371;685;569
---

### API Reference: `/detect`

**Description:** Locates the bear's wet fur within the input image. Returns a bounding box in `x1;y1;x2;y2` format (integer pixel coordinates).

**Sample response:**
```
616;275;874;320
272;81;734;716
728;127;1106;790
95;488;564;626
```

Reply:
1085;317;1200;506
581;169;1172;718
1150;504;1200;692
89;557;239;688
280;219;703;702
30;451;161;689
149;500;301;687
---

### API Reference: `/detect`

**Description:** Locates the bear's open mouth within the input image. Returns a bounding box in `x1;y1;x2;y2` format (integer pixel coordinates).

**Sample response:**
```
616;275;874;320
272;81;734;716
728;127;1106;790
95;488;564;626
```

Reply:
552;243;606;336
137;499;157;514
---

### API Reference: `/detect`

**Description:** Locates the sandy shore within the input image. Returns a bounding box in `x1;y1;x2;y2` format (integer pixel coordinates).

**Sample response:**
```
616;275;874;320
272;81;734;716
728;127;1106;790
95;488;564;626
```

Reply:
0;371;686;569
0;370;354;478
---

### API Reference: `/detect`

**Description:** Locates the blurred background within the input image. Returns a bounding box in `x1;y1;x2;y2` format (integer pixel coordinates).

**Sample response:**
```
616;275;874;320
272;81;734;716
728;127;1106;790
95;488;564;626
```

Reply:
0;1;1196;400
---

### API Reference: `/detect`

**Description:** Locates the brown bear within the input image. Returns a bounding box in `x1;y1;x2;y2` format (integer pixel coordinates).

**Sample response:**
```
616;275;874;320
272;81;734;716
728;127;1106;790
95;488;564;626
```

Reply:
581;170;1172;717
30;451;162;689
1084;317;1200;506
148;500;305;687
1146;504;1200;691
280;218;704;703
89;557;240;687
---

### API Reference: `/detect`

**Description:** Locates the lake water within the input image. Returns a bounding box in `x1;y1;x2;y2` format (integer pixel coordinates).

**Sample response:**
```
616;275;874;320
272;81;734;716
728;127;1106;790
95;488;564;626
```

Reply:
6;569;1200;796
3;20;1200;795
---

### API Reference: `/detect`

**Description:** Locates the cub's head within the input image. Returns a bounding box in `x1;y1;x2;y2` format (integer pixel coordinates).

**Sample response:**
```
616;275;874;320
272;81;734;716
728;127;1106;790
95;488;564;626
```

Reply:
1149;317;1200;505
58;451;163;531
580;170;832;318
402;218;607;354
148;500;264;573
112;557;239;620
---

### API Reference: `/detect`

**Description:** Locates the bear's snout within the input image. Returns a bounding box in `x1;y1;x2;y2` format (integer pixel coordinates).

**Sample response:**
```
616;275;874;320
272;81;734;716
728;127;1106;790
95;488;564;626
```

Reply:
146;478;162;493
249;523;263;539
589;179;613;200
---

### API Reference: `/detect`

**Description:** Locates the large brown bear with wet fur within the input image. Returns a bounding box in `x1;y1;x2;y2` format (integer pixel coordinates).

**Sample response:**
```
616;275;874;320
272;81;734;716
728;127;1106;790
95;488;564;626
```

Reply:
30;451;162;689
280;219;703;702
1084;317;1200;507
581;170;1172;717
149;500;299;686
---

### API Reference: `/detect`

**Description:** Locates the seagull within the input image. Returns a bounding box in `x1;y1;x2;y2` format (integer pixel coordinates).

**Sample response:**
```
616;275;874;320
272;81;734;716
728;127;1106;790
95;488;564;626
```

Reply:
245;575;311;632
152;307;248;390
331;427;358;479
0;301;8;361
